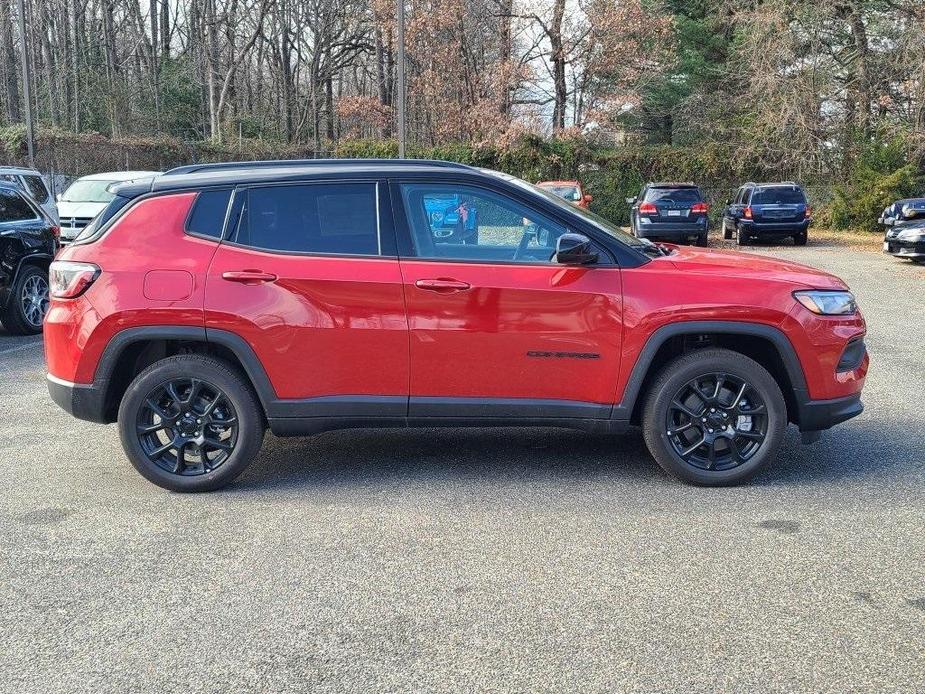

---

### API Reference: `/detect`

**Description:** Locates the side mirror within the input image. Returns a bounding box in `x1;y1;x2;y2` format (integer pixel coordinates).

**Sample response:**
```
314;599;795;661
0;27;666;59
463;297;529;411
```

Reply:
555;233;598;265
724;199;732;206
882;216;896;226
625;196;637;204
583;194;593;203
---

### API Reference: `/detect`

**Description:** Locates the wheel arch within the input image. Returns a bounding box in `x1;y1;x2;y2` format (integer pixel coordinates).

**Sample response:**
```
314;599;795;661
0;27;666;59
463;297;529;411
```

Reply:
615;321;808;427
95;326;277;423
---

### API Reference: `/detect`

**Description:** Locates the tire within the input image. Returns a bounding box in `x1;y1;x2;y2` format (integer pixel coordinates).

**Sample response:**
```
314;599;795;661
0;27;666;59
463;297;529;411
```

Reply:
794;230;808;246
0;264;48;335
736;226;752;246
641;348;787;486
117;354;265;492
723;222;733;240
696;232;708;247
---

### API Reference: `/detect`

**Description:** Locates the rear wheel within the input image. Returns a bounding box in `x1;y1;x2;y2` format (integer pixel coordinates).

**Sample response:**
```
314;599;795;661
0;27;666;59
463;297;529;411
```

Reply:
117;354;265;492
642;348;787;485
696;232;708;247
723;222;733;240
736;226;752;246
0;265;48;335
794;230;808;246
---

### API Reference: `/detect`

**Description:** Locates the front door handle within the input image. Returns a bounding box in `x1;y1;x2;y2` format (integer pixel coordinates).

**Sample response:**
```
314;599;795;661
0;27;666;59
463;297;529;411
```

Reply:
414;278;471;293
222;270;278;285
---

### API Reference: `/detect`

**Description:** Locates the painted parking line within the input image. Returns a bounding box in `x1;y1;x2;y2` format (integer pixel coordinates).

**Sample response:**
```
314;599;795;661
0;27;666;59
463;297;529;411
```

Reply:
0;339;43;356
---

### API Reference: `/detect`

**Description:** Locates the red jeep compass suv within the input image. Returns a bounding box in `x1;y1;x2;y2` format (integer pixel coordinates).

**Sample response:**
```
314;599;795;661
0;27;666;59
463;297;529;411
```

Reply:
44;160;868;491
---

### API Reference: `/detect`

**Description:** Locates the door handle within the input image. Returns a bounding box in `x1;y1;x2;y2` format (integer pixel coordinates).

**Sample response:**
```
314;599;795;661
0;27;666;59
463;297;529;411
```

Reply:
414;278;471;292
221;270;278;285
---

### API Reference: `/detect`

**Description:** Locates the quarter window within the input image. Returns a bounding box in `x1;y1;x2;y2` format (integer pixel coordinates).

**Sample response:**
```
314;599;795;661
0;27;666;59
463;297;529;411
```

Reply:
0;190;37;222
187;189;232;239
23;175;50;204
400;183;568;263
232;183;379;255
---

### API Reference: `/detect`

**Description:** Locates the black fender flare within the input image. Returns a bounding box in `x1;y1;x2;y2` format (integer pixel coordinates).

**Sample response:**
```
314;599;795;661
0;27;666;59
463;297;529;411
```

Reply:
611;320;808;421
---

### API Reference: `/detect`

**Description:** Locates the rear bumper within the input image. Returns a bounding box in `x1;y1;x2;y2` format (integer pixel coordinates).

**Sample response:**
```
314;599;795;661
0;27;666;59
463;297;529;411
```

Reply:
47;374;109;424
636;220;708;240
796;392;864;432
740;219;809;235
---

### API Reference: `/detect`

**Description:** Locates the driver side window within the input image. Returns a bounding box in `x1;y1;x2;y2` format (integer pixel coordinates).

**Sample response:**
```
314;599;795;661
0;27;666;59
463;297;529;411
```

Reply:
400;183;567;263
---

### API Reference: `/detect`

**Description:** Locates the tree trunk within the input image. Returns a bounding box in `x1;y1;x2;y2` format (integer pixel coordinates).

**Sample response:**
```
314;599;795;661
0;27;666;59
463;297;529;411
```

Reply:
550;0;567;131
0;0;20;122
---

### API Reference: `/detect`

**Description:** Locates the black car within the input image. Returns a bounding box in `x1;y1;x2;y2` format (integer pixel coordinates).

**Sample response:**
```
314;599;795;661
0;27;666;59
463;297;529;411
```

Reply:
0;181;58;334
627;182;709;246
722;182;811;246
881;197;925;263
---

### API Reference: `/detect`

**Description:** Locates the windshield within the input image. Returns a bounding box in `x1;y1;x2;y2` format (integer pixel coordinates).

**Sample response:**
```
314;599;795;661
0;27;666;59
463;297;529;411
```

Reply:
751;188;805;205
483;169;651;251
61;179;117;203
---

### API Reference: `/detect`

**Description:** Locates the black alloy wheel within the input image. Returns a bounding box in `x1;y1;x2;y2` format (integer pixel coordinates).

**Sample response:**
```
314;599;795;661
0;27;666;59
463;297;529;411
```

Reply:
136;377;239;476
118;354;265;492
665;373;767;471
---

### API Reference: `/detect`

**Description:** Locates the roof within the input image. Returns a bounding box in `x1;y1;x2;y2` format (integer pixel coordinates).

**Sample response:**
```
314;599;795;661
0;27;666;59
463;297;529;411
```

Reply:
648;181;697;188
742;181;801;188
78;170;161;181
0;165;41;175
537;180;580;186
147;159;482;193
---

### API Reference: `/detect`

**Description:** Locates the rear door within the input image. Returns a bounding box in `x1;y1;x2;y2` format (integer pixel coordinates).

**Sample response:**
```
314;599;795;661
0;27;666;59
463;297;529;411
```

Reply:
204;180;409;414
393;179;624;418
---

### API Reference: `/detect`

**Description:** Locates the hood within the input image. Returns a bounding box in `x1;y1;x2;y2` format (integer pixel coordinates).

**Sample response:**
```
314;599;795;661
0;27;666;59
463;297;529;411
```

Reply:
664;245;848;290
57;201;107;218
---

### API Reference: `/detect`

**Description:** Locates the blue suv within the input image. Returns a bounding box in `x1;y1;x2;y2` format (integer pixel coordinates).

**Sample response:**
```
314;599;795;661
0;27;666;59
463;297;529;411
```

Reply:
723;182;811;246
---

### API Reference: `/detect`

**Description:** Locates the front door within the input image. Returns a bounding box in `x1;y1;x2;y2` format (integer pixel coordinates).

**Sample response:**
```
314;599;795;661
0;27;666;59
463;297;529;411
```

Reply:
205;180;409;416
393;181;623;419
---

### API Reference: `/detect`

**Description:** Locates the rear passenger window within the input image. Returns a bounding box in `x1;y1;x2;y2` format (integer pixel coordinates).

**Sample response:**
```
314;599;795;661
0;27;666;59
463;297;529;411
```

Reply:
0;190;37;222
187;189;232;239
232;183;379;255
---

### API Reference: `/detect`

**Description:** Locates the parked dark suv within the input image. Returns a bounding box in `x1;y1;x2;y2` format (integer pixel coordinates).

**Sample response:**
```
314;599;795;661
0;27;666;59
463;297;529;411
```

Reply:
627;182;709;246
723;182;811;245
45;159;867;492
0;182;58;334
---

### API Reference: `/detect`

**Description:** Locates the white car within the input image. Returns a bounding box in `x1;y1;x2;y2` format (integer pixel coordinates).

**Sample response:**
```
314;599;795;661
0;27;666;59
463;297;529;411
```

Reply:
0;166;58;223
58;171;159;242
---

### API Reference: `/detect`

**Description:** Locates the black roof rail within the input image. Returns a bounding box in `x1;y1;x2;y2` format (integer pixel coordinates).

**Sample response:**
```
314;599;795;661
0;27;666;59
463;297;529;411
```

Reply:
162;158;476;176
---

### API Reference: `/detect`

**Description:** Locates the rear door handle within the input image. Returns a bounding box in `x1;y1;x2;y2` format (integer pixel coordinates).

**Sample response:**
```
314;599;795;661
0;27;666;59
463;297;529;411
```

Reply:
414;278;471;292
222;270;278;285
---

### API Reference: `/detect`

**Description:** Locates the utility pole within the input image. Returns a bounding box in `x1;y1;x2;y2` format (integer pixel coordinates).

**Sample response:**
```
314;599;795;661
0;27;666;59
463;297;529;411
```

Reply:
15;0;35;168
396;0;406;158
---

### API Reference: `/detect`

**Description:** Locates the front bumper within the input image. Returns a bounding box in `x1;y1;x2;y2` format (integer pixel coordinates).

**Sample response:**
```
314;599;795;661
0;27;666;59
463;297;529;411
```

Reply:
883;237;925;258
47;374;109;424
796;392;864;432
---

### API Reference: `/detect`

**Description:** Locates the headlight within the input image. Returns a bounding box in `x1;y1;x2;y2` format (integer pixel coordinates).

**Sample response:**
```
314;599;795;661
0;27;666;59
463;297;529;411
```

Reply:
793;290;857;316
897;228;925;241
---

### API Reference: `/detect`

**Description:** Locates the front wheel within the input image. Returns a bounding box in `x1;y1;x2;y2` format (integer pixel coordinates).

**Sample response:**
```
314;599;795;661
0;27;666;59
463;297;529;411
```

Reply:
723;222;733;240
117;354;265;492
642;348;787;485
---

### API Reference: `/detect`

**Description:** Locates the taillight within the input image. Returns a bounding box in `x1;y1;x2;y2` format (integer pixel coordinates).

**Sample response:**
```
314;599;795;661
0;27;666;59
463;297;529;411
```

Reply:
691;202;709;214
805;206;812;218
639;201;657;215
743;207;753;219
49;261;100;299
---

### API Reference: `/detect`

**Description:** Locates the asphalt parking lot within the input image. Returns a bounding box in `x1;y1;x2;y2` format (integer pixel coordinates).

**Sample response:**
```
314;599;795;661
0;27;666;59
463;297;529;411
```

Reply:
1;240;923;692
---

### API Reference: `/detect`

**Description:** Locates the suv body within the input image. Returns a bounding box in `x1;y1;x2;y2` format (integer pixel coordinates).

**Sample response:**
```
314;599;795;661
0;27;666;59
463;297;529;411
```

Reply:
627;183;709;246
880;197;925;262
0;166;58;223
723;182;811;245
537;180;592;209
44;160;868;491
58;171;160;243
0;182;58;334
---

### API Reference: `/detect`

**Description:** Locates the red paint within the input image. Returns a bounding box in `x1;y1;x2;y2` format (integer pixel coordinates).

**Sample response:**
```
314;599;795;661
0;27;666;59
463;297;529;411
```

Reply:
44;192;866;415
